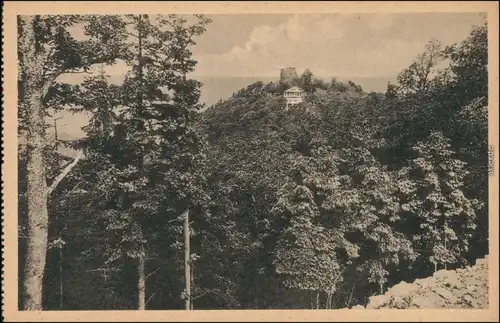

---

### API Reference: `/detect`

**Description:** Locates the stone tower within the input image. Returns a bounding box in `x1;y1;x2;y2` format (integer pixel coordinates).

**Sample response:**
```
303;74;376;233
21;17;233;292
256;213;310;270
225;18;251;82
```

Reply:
280;67;299;85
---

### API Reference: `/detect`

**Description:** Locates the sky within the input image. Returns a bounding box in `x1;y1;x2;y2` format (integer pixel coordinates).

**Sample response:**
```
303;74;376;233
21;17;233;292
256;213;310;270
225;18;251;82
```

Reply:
191;13;485;78
60;12;485;81
52;13;485;142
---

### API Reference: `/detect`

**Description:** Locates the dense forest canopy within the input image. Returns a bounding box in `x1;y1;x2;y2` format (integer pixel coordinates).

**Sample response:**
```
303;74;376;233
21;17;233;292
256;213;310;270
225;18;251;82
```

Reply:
18;16;488;310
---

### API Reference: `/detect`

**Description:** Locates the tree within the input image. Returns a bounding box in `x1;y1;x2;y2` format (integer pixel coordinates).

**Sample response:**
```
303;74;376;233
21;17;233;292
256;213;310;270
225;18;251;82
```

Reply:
347;80;363;94
397;131;479;270
396;39;444;96
18;15;126;310
442;23;488;104
316;147;415;299
301;69;314;93
272;147;355;309
18;14;211;311
385;82;398;100
273;180;344;309
437;23;488;260
71;14;211;310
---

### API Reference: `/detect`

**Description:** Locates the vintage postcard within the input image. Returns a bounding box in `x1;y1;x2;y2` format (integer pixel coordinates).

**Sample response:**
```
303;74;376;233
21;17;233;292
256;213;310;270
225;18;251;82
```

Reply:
2;1;499;322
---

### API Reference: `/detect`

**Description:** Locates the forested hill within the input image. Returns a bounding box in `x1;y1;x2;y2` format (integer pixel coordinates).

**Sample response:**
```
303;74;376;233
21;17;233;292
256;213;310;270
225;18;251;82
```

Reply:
195;22;488;309
17;16;487;311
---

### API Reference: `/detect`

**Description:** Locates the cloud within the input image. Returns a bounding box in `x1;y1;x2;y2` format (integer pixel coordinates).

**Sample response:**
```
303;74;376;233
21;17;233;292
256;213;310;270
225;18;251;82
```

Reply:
194;14;347;78
192;13;483;79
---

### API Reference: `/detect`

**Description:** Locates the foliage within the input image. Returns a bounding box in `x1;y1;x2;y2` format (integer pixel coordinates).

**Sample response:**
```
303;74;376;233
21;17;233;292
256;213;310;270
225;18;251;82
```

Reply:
197;21;488;309
18;18;488;310
397;131;480;267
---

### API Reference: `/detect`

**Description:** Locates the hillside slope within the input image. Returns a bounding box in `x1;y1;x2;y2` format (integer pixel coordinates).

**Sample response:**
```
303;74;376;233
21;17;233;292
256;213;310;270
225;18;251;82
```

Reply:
196;29;489;307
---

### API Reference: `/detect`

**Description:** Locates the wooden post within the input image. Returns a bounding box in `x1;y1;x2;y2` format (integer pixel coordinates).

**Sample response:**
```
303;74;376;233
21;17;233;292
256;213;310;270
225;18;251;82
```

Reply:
184;210;191;310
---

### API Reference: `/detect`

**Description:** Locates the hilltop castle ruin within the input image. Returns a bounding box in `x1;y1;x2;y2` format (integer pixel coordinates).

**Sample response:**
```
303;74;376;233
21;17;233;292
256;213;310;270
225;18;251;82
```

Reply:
280;67;299;85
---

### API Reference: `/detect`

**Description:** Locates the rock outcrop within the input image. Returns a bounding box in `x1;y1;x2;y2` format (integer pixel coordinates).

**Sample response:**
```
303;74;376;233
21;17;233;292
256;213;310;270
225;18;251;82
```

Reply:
362;256;489;309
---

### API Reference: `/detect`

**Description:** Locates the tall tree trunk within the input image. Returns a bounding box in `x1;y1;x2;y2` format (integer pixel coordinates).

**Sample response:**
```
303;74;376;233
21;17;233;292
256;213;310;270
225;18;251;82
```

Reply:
315;291;320;309
190;261;194;310
184;209;191;310
138;250;146;310
23;114;48;311
329;287;336;309
444;234;448;270
59;247;63;309
136;16;146;311
138;14;144;109
21;16;50;310
19;14;111;310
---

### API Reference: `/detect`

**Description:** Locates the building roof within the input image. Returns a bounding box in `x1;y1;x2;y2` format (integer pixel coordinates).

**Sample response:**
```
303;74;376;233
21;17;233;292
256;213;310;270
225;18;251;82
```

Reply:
284;86;305;93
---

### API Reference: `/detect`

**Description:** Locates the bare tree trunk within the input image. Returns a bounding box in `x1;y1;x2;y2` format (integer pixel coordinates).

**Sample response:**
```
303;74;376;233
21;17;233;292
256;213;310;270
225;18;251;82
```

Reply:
315;291;320;309
444;236;447;270
190;261;194;310
136;15;146;311
137;14;144;109
23;101;48;310
184;209;191;310
59;247;63;309
138;250;146;310
346;283;355;308
22;82;79;310
19;15;64;310
330;288;336;309
21;17;49;309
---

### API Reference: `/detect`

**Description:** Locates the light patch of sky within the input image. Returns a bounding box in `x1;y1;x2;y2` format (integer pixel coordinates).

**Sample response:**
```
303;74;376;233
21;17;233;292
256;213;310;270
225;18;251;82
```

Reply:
194;13;485;78
60;14;290;84
59;13;485;82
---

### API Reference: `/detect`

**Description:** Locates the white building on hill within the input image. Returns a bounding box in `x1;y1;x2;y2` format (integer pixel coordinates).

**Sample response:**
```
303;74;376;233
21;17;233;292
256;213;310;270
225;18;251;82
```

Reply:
284;86;306;109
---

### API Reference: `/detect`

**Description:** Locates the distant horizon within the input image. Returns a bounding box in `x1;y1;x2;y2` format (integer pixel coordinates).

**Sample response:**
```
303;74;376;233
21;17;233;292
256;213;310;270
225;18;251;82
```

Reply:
49;11;485;143
46;73;394;146
195;74;396;106
58;72;396;106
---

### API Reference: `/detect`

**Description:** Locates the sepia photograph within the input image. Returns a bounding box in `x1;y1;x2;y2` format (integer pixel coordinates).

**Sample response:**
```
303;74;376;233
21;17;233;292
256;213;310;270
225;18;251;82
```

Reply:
2;1;499;322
